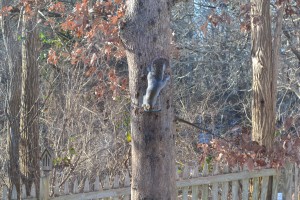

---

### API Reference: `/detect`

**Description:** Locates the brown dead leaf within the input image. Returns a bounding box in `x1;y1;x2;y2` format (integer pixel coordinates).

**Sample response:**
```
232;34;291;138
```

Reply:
246;158;254;171
200;21;208;37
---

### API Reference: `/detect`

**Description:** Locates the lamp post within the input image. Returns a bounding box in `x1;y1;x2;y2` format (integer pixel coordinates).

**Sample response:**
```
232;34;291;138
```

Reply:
40;147;53;200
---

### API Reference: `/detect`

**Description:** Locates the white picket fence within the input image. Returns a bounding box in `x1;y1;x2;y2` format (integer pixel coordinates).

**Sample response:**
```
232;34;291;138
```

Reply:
2;162;300;200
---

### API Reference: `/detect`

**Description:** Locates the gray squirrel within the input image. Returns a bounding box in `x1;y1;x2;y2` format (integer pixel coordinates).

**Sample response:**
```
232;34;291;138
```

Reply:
142;58;170;111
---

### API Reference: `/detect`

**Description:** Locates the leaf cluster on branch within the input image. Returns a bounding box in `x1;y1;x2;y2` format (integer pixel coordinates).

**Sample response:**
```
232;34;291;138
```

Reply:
198;128;300;171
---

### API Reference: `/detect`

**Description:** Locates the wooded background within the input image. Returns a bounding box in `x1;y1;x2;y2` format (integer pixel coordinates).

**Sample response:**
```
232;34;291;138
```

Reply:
0;0;299;198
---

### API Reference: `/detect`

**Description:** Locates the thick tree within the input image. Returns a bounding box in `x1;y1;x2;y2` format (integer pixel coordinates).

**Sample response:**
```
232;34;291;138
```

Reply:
250;0;275;149
251;1;285;197
251;0;285;150
19;3;40;197
120;0;176;199
0;0;22;198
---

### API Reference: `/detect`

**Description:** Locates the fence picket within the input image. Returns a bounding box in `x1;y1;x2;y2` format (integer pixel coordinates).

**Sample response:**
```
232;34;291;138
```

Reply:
94;176;100;191
182;164;190;178
84;178;90;193
54;179;59;196
260;176;269;200
2;185;8;200
221;165;229;200
182;165;189;200
103;176;111;200
73;178;79;194
112;175;120;200
103;176;110;190
252;177;259;200
124;172;130;200
124;194;130;200
212;163;219;200
11;184;17;199
124;172;130;187
242;165;249;200
30;183;36;197
64;180;69;195
201;161;209;200
295;164;299;200
272;174;279;200
176;166;180;180
21;184;26;198
284;162;293;200
231;165;239;200
113;175;120;189
191;166;199;200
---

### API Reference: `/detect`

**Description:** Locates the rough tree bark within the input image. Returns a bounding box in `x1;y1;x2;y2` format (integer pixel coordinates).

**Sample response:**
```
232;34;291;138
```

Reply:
250;0;275;149
271;3;285;103
19;6;40;198
0;0;22;198
120;0;176;199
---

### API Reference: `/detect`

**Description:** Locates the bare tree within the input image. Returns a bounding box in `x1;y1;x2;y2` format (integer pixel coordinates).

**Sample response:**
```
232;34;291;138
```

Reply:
250;0;275;149
19;4;40;197
120;0;176;199
0;0;22;198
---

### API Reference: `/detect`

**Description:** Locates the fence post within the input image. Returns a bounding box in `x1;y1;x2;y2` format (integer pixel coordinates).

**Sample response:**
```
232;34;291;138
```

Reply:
2;185;8;200
283;162;293;200
40;147;53;200
40;172;50;200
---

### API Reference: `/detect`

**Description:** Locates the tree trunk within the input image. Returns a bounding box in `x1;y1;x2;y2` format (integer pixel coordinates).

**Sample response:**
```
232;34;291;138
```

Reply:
251;1;284;198
0;0;22;198
19;8;40;198
250;0;275;149
267;4;284;199
120;0;176;199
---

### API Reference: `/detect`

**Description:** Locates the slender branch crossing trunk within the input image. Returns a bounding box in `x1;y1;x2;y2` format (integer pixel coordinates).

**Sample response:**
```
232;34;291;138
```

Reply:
120;0;176;199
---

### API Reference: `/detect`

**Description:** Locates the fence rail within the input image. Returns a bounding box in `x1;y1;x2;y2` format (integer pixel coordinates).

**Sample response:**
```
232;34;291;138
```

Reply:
3;162;299;200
